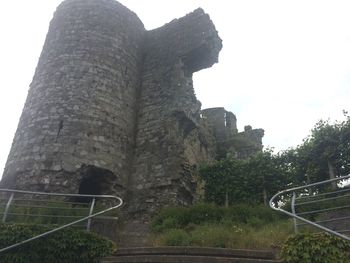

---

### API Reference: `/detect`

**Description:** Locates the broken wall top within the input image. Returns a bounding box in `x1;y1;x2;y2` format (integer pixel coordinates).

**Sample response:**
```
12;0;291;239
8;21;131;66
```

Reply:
145;8;222;73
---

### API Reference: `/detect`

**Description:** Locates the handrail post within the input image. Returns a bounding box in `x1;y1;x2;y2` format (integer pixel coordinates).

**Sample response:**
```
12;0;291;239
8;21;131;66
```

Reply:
291;191;298;234
86;197;96;231
2;192;14;223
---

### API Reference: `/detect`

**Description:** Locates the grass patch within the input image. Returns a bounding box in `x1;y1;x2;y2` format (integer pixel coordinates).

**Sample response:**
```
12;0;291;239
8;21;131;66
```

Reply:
150;203;293;250
151;203;286;233
151;221;293;249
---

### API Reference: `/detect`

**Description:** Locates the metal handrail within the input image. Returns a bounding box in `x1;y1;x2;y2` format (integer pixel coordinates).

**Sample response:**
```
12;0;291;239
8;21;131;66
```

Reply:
0;188;123;253
269;174;350;241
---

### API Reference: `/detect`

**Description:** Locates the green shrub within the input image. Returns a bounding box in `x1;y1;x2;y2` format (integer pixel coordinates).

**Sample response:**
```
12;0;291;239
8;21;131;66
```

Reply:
0;224;116;263
281;233;350;263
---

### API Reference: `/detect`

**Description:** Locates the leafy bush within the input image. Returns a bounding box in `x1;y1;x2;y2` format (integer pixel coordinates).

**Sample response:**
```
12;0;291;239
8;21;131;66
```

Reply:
199;151;289;205
281;233;350;263
0;224;116;263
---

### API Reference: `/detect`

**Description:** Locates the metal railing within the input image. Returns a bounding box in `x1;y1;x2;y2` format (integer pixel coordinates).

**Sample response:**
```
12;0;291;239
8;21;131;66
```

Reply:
270;174;350;241
0;188;123;253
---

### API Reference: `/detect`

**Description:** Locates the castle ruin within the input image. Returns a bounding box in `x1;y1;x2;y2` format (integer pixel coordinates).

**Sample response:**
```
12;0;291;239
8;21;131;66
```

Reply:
0;0;263;242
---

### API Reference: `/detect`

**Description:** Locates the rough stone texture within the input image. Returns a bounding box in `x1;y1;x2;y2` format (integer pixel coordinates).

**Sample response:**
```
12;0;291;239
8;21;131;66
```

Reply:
0;0;263;245
127;9;222;217
1;0;145;197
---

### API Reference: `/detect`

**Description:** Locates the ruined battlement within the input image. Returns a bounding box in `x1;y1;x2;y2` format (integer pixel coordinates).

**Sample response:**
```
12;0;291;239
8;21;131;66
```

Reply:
202;107;264;159
201;107;238;140
145;8;222;73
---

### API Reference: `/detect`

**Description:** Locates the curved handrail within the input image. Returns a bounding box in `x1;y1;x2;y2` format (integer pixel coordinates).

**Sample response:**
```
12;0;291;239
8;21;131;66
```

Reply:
0;188;123;253
269;174;350;241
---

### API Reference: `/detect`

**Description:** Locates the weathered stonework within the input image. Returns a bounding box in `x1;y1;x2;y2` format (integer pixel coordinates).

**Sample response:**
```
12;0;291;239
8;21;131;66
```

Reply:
202;107;264;159
1;0;263;243
2;0;145;197
1;0;223;211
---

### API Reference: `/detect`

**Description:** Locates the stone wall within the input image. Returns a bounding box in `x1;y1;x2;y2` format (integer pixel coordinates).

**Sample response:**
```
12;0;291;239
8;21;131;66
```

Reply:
0;0;267;246
0;0;223;218
1;0;263;233
1;0;145;195
128;9;222;216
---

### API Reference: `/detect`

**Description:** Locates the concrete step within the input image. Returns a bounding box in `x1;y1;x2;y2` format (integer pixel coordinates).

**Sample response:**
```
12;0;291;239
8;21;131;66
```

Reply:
101;247;283;263
117;221;151;247
102;255;283;263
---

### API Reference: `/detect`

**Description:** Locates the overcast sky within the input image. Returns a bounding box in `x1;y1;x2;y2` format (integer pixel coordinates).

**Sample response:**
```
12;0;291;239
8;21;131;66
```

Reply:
0;0;350;176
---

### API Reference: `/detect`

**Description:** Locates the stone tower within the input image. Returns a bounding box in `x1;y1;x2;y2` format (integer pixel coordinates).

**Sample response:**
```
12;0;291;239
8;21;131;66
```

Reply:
1;0;223;218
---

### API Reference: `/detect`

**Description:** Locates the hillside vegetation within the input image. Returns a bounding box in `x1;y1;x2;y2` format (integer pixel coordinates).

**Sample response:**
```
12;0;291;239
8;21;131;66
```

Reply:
150;203;292;249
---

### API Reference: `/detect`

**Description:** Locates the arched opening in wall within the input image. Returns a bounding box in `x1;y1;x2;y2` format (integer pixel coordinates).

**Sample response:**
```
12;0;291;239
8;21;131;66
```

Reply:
75;165;116;203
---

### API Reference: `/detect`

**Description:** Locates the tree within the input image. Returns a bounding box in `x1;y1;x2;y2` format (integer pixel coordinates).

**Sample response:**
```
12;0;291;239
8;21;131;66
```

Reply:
282;113;350;187
199;149;288;206
244;149;288;205
199;158;247;206
199;113;350;206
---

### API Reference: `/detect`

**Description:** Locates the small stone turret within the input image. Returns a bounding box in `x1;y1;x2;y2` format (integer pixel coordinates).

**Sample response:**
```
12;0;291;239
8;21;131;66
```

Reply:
201;107;264;159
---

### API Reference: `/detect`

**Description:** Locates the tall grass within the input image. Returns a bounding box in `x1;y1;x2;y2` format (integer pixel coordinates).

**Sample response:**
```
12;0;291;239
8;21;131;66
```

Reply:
151;221;293;249
150;203;293;250
151;203;286;232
